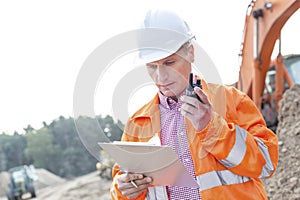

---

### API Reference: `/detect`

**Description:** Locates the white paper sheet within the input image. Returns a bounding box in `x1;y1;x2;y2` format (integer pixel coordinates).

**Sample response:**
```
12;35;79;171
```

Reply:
98;142;199;188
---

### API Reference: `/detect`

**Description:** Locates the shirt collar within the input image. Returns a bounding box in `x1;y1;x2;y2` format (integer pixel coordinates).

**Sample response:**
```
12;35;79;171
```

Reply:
158;91;185;110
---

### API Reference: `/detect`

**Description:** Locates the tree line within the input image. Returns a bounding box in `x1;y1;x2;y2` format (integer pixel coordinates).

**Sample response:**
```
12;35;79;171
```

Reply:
0;115;123;178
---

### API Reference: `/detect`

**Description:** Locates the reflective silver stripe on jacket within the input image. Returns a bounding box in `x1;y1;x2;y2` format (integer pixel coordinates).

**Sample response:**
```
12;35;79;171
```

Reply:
147;186;168;200
219;126;247;168
197;170;251;191
255;137;275;178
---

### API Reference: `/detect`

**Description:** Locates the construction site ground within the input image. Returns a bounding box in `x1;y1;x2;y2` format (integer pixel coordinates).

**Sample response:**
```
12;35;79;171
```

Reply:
263;84;300;200
0;169;110;200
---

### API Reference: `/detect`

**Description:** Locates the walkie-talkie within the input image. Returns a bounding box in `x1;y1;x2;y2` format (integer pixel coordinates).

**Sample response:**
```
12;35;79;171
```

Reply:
186;72;202;102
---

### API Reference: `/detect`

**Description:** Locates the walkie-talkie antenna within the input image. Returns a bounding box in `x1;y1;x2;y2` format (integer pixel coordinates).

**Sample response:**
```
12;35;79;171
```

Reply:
186;72;202;102
196;79;202;89
189;72;194;88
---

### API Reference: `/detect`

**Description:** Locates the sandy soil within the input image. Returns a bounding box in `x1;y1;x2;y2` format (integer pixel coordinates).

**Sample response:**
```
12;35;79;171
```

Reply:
34;172;111;200
263;84;300;200
0;170;111;200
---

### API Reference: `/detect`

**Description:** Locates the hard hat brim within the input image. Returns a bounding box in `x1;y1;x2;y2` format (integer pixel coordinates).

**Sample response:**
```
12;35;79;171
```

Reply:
136;28;194;64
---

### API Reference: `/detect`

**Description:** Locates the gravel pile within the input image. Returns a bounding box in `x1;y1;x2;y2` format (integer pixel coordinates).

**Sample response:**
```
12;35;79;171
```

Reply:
263;84;300;200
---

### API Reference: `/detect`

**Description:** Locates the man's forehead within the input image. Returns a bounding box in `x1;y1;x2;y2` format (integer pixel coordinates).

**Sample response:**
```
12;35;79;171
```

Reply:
146;48;188;65
147;53;177;65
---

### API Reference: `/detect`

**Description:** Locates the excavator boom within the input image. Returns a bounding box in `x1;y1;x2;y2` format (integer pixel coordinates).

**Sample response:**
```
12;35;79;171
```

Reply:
237;0;300;108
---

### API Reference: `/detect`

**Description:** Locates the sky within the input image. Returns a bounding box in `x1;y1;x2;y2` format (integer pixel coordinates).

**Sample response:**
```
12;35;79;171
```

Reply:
0;0;299;134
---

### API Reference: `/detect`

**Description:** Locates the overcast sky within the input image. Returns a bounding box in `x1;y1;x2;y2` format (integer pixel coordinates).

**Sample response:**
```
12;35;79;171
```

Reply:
0;0;299;134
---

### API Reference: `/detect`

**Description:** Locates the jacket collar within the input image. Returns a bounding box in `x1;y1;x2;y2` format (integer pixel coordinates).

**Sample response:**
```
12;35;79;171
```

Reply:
130;79;212;120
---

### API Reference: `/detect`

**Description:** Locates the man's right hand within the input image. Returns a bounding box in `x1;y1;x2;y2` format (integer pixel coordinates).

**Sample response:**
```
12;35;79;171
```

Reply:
117;173;152;199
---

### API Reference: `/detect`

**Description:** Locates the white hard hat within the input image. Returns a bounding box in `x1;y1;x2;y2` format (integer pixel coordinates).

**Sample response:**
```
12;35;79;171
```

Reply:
137;9;194;63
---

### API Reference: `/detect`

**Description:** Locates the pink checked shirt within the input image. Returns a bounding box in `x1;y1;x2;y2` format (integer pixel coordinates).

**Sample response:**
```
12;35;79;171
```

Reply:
158;92;201;200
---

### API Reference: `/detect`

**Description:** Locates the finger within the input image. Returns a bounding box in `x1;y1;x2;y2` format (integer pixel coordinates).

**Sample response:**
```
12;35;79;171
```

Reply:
120;177;152;198
119;174;151;190
134;176;152;186
180;95;200;107
119;181;140;191
118;174;142;190
125;187;148;199
180;109;194;120
181;102;198;115
126;177;152;190
119;181;146;191
121;184;148;199
194;87;209;104
122;173;144;183
130;180;138;188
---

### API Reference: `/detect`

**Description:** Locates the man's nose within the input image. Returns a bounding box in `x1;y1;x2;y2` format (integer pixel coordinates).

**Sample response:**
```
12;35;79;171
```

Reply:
157;65;168;83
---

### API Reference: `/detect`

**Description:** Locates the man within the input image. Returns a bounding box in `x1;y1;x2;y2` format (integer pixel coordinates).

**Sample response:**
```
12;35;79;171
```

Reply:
110;9;278;200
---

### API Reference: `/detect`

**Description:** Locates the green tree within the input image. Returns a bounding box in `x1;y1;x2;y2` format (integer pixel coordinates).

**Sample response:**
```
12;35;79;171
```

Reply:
47;116;98;177
0;149;7;171
0;132;28;170
0;114;124;178
96;115;123;141
25;128;61;173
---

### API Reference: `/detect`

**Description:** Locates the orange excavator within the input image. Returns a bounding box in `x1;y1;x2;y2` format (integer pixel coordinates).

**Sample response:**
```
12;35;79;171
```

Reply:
236;0;300;131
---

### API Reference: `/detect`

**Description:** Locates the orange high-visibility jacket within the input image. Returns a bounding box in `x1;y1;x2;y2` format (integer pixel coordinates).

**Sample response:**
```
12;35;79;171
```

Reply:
110;81;278;200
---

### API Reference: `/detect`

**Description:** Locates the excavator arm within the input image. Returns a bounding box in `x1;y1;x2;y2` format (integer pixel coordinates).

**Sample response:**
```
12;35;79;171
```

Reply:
237;0;300;108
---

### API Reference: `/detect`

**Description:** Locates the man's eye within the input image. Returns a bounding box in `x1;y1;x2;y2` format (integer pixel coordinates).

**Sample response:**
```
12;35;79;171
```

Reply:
165;61;175;66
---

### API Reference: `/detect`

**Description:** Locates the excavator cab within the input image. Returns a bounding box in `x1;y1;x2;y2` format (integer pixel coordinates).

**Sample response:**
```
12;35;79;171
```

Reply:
284;54;300;84
262;68;279;131
261;54;300;132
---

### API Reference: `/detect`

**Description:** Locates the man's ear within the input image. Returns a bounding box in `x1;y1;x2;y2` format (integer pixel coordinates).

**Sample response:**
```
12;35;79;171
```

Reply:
189;45;195;63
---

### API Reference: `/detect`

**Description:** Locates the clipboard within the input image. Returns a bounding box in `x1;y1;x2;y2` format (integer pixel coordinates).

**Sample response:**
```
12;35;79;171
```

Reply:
98;142;199;188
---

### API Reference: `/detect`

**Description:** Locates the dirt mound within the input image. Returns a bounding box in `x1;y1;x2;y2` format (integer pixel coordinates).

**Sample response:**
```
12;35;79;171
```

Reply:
0;170;110;200
0;172;9;196
263;84;300;199
34;168;65;189
0;168;65;198
35;172;111;200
